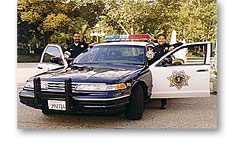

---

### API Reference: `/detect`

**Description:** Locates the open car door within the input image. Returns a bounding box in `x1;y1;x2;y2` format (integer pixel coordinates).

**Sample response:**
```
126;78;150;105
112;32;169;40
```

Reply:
149;42;211;98
37;44;68;74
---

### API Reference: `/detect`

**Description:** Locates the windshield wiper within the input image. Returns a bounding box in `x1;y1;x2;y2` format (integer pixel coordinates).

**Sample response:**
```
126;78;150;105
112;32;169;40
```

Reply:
70;63;88;69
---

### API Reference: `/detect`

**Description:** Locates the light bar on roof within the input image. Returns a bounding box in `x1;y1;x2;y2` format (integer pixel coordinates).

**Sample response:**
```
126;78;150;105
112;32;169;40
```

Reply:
105;35;120;40
104;34;151;41
119;35;129;40
129;34;151;40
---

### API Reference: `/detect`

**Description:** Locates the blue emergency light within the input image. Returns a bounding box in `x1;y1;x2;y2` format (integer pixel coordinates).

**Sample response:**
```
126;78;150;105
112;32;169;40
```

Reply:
105;35;120;40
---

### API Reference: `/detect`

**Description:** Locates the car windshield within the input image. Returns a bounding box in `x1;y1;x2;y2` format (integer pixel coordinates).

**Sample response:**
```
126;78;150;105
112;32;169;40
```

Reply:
73;45;145;65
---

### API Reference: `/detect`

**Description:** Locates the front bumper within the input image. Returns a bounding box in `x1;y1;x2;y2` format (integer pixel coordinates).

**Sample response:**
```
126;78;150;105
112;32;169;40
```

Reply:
19;78;130;114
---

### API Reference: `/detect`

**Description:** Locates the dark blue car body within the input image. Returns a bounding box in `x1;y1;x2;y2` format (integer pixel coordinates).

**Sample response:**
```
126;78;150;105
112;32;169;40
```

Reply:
19;42;154;115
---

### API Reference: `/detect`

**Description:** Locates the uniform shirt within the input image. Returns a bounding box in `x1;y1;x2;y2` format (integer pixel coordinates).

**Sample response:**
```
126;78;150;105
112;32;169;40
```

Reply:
148;43;170;65
154;43;171;61
148;42;183;65
67;42;88;59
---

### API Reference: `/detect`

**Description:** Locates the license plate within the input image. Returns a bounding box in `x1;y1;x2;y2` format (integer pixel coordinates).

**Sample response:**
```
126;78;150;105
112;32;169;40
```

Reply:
48;100;66;111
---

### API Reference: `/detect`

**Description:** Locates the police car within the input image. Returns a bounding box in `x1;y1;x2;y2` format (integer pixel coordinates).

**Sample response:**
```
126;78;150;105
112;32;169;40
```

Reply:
19;34;211;120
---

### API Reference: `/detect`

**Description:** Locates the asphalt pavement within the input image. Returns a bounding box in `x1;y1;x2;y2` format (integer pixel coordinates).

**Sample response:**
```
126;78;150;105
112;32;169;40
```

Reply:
17;63;217;129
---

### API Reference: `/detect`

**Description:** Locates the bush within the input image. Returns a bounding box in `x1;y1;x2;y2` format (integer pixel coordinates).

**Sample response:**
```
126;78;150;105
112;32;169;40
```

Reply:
17;54;41;63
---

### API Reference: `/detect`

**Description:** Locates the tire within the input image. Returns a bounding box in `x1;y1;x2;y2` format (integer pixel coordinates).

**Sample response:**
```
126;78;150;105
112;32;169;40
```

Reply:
125;84;144;120
42;109;53;115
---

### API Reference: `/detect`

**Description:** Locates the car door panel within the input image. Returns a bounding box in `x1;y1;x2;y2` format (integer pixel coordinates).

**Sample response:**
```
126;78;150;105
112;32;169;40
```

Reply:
37;44;67;74
150;65;210;98
149;42;211;99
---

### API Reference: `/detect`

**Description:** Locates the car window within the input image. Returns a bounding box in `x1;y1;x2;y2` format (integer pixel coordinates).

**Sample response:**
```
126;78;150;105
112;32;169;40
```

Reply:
43;46;62;63
74;45;145;65
157;44;207;66
75;48;99;63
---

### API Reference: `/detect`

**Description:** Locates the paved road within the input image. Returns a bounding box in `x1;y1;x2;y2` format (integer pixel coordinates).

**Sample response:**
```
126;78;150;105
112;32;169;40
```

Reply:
17;63;217;129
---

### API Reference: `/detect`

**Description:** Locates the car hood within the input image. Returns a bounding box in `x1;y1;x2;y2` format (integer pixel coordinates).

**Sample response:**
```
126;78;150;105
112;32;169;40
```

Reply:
36;66;141;84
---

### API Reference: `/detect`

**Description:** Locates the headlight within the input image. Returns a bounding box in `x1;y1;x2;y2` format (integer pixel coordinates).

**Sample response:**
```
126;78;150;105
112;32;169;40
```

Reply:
24;81;48;90
24;81;34;89
41;82;48;89
75;83;127;91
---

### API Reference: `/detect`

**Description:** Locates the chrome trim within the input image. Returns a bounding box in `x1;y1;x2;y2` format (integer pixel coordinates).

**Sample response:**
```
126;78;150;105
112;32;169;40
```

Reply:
23;87;34;91
73;94;130;101
83;105;106;108
19;90;34;98
47;82;77;90
83;102;128;108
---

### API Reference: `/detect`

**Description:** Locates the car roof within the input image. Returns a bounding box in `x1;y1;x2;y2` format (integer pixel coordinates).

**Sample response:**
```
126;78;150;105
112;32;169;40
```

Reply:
94;41;151;47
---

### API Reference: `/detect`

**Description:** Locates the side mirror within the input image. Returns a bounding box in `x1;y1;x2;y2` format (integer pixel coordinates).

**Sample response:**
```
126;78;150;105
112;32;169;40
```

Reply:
50;57;63;65
146;49;155;60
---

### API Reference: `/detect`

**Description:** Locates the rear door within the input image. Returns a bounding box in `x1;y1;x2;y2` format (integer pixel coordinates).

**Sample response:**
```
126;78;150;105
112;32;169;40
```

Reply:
37;44;68;74
149;42;211;98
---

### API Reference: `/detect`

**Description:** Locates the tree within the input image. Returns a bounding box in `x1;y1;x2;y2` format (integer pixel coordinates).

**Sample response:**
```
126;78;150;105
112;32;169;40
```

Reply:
102;0;216;42
17;0;217;50
173;0;217;42
17;0;106;49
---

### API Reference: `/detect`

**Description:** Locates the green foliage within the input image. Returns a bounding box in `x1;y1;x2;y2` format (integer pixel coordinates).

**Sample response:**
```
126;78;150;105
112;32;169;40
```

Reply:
17;54;41;62
173;0;217;42
17;0;217;51
17;0;106;49
103;0;217;43
42;13;72;32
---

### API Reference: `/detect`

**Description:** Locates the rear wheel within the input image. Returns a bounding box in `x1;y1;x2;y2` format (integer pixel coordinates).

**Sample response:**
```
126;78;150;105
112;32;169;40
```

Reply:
125;84;144;120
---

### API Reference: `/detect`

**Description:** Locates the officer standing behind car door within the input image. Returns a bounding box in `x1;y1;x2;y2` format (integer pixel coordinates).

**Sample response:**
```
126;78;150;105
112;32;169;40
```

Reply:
149;33;182;109
66;32;88;60
149;33;182;65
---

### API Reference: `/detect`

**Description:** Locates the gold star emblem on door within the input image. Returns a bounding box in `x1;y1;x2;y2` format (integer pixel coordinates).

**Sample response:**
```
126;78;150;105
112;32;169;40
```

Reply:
167;70;190;90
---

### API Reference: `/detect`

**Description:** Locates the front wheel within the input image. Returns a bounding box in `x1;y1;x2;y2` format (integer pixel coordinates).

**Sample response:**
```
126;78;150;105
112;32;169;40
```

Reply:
125;84;144;120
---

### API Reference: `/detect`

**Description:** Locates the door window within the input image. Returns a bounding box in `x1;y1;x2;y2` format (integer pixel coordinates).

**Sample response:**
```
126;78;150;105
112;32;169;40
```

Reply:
43;46;63;65
157;44;208;66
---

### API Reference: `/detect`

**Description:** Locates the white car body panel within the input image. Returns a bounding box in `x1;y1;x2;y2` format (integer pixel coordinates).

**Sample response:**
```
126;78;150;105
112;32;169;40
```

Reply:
149;65;210;98
149;42;211;99
37;44;67;74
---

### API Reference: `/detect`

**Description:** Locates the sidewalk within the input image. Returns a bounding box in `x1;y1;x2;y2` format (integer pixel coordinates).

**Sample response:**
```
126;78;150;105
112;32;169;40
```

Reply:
17;63;38;68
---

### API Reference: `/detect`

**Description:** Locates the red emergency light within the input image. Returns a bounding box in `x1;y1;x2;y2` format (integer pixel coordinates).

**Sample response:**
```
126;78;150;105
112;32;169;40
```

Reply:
129;34;151;41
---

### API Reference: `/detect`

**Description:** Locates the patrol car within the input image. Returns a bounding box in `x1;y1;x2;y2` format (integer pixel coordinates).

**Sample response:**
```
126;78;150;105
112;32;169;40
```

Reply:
19;34;211;120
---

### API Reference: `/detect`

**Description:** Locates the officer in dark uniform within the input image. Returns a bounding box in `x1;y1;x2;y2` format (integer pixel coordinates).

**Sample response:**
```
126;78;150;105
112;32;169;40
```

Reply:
66;32;88;61
149;33;183;109
149;33;182;65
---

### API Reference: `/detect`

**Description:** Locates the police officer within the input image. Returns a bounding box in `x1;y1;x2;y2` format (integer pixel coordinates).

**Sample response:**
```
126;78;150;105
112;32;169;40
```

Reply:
66;32;88;61
149;33;182;109
149;33;182;65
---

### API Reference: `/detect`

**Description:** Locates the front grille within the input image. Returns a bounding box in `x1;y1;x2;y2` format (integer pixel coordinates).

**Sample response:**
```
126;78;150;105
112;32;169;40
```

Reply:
47;82;77;91
45;82;123;96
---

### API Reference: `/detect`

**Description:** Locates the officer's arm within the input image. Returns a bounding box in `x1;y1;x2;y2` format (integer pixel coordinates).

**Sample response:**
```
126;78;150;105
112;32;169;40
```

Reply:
168;42;183;51
172;42;183;48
